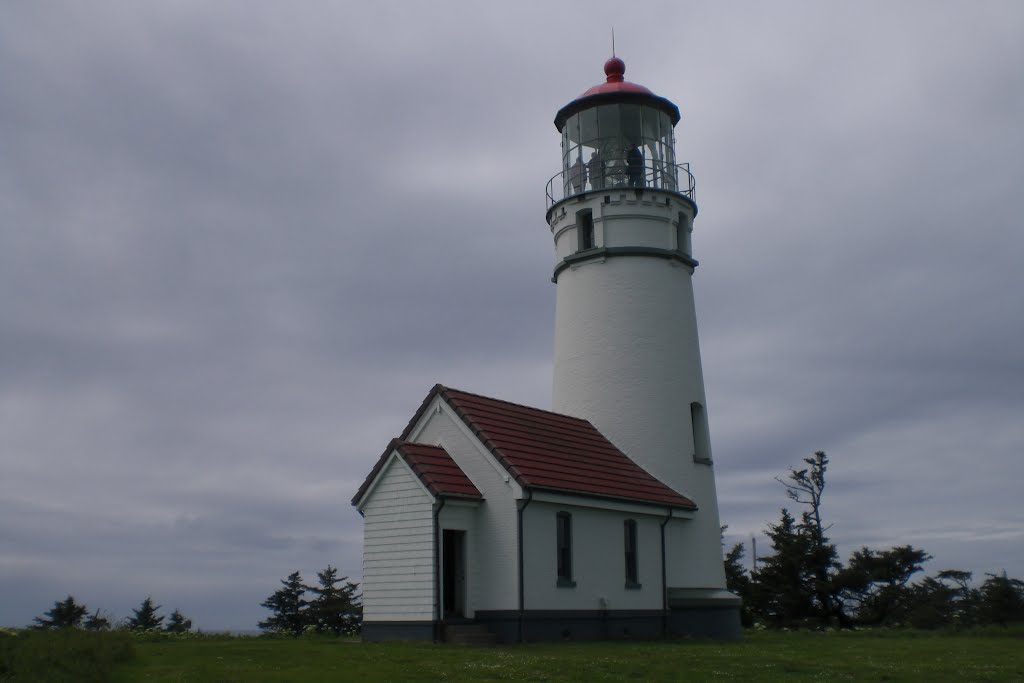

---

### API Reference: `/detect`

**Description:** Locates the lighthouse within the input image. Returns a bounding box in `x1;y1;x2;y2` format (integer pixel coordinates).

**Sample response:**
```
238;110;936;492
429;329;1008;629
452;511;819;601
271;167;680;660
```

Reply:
353;55;739;643
547;56;738;626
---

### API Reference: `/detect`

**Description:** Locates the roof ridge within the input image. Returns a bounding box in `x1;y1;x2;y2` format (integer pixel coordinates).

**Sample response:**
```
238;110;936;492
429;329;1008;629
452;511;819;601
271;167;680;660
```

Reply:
439;385;592;425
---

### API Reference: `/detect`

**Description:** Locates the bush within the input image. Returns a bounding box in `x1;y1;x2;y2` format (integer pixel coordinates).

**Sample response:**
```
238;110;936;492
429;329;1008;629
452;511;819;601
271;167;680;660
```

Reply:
0;628;134;682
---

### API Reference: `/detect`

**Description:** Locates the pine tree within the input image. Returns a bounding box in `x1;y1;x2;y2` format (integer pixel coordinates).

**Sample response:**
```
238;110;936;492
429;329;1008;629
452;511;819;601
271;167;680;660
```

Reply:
978;571;1024;626
259;571;309;636
834;545;931;625
723;541;753;627
724;542;749;595
775;451;841;624
750;508;817;626
165;609;193;633
127;597;164;631
83;609;112;631
906;570;978;629
305;565;362;635
32;595;89;629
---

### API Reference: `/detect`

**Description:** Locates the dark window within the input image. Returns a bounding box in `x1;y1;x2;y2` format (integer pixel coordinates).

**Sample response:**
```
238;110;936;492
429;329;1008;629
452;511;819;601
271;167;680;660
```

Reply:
678;211;691;255
577;209;594;251
624;519;639;587
691;402;712;464
556;512;574;586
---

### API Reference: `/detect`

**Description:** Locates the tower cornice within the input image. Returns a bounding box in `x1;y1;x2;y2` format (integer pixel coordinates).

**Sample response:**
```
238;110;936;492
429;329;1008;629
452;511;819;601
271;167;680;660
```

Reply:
551;246;698;283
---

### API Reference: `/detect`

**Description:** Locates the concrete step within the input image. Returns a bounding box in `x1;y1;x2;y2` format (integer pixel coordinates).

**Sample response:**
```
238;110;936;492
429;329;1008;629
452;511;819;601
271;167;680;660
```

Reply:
444;622;498;646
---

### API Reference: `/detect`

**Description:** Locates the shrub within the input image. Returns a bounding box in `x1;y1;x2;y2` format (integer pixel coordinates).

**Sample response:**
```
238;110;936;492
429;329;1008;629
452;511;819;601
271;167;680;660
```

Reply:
0;628;134;682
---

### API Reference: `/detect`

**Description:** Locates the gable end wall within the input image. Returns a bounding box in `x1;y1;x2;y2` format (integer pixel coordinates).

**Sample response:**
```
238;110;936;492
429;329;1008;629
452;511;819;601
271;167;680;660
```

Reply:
361;456;436;622
410;405;519;612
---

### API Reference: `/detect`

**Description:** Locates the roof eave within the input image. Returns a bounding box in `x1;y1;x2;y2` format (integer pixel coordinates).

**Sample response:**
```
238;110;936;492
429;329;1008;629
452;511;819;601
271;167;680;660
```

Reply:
554;91;681;131
351;438;404;508
524;484;698;512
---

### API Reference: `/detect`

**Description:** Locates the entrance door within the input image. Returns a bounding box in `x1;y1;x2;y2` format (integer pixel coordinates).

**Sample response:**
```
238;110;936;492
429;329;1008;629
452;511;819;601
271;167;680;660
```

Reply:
442;529;466;618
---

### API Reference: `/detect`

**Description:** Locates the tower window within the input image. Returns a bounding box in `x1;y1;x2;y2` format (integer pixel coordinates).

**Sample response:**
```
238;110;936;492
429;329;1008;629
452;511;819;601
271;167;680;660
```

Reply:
624;519;640;588
576;209;594;251
691;402;712;464
556;511;575;587
678;211;692;255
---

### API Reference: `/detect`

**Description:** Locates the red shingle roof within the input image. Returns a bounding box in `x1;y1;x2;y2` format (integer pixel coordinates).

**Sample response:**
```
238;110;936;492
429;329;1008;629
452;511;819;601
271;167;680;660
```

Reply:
352;438;481;506
400;385;696;510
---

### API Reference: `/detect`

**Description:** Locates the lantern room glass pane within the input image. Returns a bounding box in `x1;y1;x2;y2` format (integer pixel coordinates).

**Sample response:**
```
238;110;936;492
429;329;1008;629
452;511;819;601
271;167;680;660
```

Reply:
620;104;645;187
660;110;676;167
562;113;585;195
620;104;642;147
578;108;600;191
597;104;621;153
579;108;599;147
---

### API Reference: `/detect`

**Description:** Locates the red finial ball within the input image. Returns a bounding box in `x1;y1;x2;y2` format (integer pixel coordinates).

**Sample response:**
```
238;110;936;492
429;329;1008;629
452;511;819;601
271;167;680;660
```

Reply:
604;56;625;83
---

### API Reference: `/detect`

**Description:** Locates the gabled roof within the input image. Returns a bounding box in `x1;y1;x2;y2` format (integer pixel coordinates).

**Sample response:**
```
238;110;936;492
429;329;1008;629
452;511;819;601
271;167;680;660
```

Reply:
399;385;696;510
352;438;482;507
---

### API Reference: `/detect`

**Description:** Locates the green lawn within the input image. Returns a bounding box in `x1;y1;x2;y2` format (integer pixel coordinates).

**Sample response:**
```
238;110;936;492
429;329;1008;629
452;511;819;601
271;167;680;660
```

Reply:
106;630;1024;683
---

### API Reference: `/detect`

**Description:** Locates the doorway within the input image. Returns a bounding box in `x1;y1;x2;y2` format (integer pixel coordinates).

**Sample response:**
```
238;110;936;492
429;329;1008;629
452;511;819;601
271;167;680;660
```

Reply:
442;529;466;619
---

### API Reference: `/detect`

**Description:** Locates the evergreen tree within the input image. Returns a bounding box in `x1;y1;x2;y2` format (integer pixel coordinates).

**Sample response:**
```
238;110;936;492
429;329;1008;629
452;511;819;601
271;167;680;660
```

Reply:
740;450;1024;631
127;597;164;631
749;508;817;626
934;569;980;626
259;571;309;636
978;571;1024;626
306;565;362;635
165;609;193;633
83;609;112;631
723;540;753;627
906;570;978;629
834;545;931;625
776;450;841;624
32;595;89;629
724;542;750;596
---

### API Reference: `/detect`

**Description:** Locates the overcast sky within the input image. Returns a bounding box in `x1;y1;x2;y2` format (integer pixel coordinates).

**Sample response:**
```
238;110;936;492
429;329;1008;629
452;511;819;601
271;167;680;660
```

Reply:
2;1;1022;631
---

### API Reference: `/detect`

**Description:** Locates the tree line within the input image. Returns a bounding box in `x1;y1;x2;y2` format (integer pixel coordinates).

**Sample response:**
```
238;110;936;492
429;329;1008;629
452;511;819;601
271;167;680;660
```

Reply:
31;595;192;633
30;565;361;637
725;451;1024;629
258;565;361;636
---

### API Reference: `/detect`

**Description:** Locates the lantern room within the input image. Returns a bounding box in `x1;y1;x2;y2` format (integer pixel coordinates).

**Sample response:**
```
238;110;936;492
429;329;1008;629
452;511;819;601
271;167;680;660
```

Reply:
547;57;694;207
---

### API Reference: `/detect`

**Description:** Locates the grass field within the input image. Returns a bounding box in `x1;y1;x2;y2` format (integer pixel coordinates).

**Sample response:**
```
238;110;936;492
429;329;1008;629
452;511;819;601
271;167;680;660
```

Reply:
110;629;1023;682
5;628;1023;682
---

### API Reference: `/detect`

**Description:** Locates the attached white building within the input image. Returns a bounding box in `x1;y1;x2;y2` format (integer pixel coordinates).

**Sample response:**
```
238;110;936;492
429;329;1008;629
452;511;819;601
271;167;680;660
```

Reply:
353;384;738;642
353;57;741;641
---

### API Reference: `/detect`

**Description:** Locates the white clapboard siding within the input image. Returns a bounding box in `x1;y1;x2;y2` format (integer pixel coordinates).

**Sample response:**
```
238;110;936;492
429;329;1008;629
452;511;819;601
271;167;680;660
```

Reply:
362;539;433;551
362;579;434;590
522;501;665;611
361;455;436;622
362;522;432;536
359;565;434;577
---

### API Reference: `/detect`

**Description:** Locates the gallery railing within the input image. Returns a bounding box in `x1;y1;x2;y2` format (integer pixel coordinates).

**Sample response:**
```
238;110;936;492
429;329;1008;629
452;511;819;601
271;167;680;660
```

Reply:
546;160;695;209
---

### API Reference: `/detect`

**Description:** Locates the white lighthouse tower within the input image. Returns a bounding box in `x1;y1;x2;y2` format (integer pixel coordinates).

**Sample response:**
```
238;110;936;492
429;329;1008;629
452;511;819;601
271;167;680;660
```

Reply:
547;56;739;630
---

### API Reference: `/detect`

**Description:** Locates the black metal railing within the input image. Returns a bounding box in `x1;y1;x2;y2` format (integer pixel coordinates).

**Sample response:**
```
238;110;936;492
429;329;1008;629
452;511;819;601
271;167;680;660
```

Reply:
546;160;695;209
